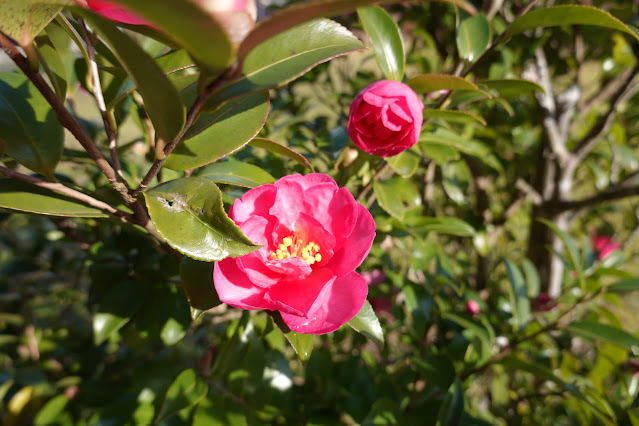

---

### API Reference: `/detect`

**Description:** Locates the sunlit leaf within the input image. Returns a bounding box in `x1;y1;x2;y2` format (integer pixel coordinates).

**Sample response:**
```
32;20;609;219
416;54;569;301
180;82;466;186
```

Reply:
249;138;314;171
145;177;260;261
197;161;275;188
358;6;405;81
270;311;314;364
93;281;143;345
456;9;490;62
373;177;421;221
348;300;384;347
157;369;208;423
423;109;486;126
385;149;420;178
567;321;639;354
504;259;531;332
0;1;62;46
406;73;491;97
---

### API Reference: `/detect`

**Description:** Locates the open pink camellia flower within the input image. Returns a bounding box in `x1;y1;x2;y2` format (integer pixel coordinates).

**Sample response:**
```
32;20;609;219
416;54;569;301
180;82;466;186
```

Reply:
347;80;424;158
593;234;620;260
214;174;376;335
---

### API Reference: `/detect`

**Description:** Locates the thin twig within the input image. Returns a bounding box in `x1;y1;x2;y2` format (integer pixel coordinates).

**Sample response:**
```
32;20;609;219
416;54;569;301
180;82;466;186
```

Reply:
557;183;639;212
0;165;134;220
132;68;235;197
78;18;128;188
0;30;133;203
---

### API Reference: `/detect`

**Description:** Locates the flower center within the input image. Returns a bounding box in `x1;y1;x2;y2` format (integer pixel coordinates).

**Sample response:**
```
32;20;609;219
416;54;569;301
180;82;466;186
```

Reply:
270;234;322;265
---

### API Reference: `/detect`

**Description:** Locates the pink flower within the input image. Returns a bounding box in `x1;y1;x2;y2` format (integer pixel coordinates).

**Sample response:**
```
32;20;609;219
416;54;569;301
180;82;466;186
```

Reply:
531;293;554;312
213;174;376;335
84;0;152;26
593;234;620;260
347;80;424;158
466;300;480;316
361;269;386;286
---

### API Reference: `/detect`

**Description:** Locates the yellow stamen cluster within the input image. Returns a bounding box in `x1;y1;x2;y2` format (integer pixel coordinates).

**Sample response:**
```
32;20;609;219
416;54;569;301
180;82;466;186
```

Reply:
270;234;322;265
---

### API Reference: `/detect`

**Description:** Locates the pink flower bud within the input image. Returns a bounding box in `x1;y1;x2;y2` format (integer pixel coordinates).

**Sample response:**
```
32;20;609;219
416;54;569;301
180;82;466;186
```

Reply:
466;300;480;316
592;234;620;260
347;80;424;158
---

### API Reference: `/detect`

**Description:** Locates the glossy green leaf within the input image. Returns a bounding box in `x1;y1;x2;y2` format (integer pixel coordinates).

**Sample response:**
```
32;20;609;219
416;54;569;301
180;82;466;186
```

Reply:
34;395;69;426
35;35;67;101
373;177;421;221
606;278;639;293
348;300;384;347
423;109;486;126
0;73;63;179
249;138;314;171
197;161;275;188
505;5;639;42
438;377;464;426
212;19;363;103
357;6;405;81
108;0;234;70
179;257;220;313
0;1;62;45
419;128;502;172
385;149;420;178
270;311;314;364
409;217;475;236
539;218;585;291
567;321;639;353
442;160;471;205
504;259;531;332
157;369;208;423
94;281;143;345
456;10;490;62
0;179;108;218
144;177;260;261
79;11;186;144
406;73;491;97
421;142;460;165
239;0;477;59
165;92;269;170
480;79;544;97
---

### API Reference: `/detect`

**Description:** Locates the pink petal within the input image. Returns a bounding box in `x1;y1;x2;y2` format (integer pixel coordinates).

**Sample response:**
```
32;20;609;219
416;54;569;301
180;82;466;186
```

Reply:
86;0;151;26
230;184;277;224
280;271;368;334
214;259;272;310
279;173;338;191
269;178;307;228
265;268;335;317
325;204;376;276
237;252;281;288
305;186;357;239
265;256;313;277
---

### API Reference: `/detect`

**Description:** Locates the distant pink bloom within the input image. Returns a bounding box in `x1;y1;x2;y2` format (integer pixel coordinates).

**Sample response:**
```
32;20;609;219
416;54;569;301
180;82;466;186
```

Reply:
361;269;386;286
214;174;376;335
531;293;554;312
370;296;393;320
593;234;620;260
466;300;480;316
347;80;424;158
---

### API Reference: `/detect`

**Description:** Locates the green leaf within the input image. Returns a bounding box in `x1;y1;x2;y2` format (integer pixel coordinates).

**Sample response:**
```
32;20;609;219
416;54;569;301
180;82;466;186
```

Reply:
107;0;234;70
419;128;502;172
522;258;541;297
408;217;476;236
442;160;471;205
197;161;275;188
165;92;269;170
456;10;490;62
420;143;460;165
179;257;220;313
0;72;63;179
479;79;544;97
348;300;384;347
499;355;565;387
93;281;143;345
505;5;639;42
539;218;585;292
144;177;260;261
357;6;405;81
373;177;421;221
157;369;208;423
385;149;420;178
406;73;491;97
249;138;314;171
423;109;486;126
442;311;492;364
239;0;477;60
270;311;314;364
0;179;108;218
413;355;456;390
35;35;67;101
212;19;363;103
79;11;186;144
566;321;639;354
34;395;69;426
438;377;464;426
504;259;531;332
0;1;61;45
606;278;639;293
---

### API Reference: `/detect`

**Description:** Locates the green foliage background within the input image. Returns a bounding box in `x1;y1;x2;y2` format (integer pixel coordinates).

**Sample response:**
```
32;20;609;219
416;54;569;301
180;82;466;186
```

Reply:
1;0;639;425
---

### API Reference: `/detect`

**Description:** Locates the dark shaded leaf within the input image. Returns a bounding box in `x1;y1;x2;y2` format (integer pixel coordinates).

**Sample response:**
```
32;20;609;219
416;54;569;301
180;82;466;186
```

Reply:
157;369;208;423
93;281;143;345
179;257;220;313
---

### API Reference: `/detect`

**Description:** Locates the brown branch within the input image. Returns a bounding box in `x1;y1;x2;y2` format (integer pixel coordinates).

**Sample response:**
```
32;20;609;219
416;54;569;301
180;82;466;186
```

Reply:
0;30;133;203
78;18;128;189
131;67;236;197
557;182;639;212
0;165;134;220
571;63;639;163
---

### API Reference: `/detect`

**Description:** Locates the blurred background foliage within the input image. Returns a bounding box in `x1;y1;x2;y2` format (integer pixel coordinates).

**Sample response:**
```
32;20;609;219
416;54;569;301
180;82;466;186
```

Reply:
1;0;639;425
